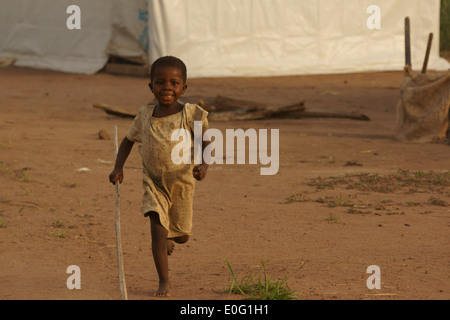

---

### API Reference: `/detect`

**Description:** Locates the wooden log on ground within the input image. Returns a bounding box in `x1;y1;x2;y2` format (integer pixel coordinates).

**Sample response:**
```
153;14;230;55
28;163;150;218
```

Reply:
93;103;137;119
208;96;305;121
94;97;370;122
289;109;370;121
208;96;369;121
214;95;273;111
208;107;369;121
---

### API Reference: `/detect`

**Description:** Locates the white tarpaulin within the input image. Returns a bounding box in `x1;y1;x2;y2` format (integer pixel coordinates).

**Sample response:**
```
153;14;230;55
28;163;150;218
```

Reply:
105;0;149;65
0;0;449;76
148;0;450;78
0;0;112;74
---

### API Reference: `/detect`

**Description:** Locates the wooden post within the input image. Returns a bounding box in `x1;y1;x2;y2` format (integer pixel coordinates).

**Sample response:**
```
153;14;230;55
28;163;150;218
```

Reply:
422;33;433;73
405;17;411;68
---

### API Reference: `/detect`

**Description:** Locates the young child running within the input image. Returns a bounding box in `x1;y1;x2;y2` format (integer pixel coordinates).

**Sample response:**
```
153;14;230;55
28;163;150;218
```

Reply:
109;56;209;297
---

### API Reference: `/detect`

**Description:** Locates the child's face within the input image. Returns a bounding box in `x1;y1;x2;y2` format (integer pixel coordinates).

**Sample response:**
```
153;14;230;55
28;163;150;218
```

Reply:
149;66;187;107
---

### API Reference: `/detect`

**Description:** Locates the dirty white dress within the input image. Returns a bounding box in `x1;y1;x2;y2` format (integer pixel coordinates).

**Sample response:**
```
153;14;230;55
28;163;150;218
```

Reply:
126;103;208;238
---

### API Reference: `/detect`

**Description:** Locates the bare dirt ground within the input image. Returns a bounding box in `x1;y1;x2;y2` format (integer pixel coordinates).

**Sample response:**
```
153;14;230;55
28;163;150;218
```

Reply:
0;66;449;300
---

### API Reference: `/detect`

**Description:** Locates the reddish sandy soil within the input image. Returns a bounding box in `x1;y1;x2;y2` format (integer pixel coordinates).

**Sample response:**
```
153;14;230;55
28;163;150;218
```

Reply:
0;66;448;300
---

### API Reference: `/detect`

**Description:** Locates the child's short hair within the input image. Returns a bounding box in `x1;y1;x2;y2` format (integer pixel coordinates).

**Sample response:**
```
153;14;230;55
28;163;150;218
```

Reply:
150;56;187;83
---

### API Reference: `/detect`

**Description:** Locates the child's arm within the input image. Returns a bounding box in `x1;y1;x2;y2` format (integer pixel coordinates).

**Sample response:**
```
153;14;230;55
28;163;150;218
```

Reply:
109;137;135;184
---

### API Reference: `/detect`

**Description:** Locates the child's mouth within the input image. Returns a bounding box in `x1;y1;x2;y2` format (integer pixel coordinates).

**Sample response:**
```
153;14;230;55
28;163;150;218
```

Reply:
160;94;174;100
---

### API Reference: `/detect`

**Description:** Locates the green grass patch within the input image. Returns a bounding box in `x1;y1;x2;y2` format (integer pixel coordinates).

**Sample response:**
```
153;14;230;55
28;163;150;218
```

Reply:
325;213;340;223
52;220;65;228
225;259;301;300
50;231;66;238
428;197;448;207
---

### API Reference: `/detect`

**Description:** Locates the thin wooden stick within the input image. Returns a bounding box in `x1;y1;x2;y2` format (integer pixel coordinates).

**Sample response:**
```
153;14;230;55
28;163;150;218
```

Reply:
422;33;433;74
114;125;128;300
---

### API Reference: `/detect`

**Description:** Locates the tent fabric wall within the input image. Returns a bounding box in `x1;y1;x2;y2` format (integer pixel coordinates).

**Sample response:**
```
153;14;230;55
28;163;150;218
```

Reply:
0;0;112;74
148;0;450;78
0;0;449;76
105;0;149;65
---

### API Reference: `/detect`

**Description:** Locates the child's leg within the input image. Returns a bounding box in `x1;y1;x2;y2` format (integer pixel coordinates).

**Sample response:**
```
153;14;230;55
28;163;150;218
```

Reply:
148;212;171;297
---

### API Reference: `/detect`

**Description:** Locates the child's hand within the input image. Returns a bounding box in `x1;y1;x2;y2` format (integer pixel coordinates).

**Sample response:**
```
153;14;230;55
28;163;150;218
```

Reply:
193;164;208;181
109;168;124;185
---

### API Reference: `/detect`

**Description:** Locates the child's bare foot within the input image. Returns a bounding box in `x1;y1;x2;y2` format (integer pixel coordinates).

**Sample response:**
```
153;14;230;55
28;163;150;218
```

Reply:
167;239;175;256
153;283;171;297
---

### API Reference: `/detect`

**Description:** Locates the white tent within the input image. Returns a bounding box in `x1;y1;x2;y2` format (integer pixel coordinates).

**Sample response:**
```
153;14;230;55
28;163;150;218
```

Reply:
0;0;148;73
0;0;448;77
0;0;113;74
